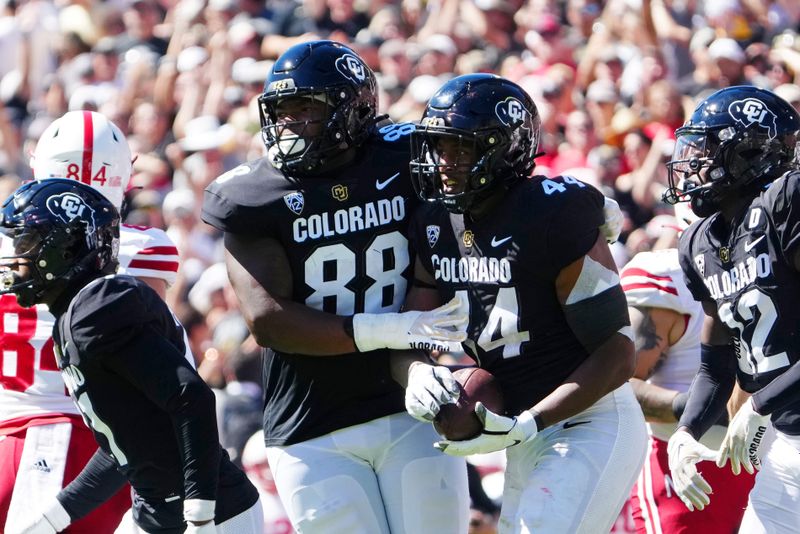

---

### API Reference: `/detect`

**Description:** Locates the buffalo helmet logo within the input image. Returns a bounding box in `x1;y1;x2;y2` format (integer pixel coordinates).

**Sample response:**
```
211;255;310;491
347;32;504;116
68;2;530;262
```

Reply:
335;54;367;83
728;98;778;139
283;192;304;215
495;97;527;128
46;192;97;246
426;225;440;248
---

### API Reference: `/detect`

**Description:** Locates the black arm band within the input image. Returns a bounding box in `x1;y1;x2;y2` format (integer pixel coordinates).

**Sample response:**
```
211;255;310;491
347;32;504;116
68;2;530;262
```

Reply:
563;285;629;353
343;316;354;340
673;390;728;426
752;357;800;415
678;343;737;439
57;449;127;520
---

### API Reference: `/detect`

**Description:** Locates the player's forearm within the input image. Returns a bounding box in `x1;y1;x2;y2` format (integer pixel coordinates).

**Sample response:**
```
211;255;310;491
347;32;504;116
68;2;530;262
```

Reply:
245;298;357;355
630;378;680;422
57;448;127;521
533;333;634;428
168;366;221;501
678;344;736;439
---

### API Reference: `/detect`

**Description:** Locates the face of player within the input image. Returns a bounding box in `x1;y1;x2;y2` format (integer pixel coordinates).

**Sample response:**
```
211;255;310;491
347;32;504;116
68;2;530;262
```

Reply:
670;131;718;188
274;95;328;139
433;136;478;196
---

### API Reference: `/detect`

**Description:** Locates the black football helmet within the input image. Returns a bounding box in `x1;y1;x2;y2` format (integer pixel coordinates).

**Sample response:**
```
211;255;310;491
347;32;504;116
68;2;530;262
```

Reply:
410;74;541;214
664;85;800;217
0;179;119;307
258;40;378;175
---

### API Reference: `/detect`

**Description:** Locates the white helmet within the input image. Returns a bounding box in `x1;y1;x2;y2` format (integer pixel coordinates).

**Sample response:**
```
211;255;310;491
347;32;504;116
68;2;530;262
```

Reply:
31;111;132;209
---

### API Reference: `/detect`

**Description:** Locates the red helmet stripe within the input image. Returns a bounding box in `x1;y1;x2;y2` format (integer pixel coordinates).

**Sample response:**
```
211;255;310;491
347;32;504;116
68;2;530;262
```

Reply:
81;110;93;185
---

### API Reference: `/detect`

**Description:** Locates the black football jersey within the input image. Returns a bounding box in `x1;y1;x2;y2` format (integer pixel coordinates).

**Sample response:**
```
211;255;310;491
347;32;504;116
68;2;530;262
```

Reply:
679;171;800;434
410;176;605;415
202;125;420;445
51;275;258;523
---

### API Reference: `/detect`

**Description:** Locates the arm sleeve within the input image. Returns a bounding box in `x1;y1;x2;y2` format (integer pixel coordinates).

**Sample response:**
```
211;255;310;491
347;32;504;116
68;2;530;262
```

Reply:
57;449;127;521
70;281;221;502
678;344;738;439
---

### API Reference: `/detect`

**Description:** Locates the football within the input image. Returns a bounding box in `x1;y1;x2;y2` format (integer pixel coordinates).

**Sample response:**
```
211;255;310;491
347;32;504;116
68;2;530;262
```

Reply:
433;367;504;441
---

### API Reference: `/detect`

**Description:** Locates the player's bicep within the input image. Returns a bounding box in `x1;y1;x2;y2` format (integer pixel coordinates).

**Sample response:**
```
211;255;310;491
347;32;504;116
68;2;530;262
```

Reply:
137;276;168;300
629;306;677;379
405;256;442;311
701;301;733;345
224;231;292;321
555;233;630;352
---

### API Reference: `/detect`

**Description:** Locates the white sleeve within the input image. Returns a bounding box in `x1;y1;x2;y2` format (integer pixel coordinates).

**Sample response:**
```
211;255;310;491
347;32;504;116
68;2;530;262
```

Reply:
118;226;180;286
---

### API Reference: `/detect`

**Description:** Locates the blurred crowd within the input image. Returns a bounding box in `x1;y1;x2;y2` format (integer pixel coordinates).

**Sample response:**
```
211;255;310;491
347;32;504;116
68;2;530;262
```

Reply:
1;0;800;532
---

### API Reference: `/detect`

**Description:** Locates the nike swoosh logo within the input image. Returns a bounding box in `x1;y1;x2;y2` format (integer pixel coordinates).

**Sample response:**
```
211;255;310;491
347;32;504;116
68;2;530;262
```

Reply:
744;235;765;252
491;236;512;247
563;420;591;429
376;172;400;190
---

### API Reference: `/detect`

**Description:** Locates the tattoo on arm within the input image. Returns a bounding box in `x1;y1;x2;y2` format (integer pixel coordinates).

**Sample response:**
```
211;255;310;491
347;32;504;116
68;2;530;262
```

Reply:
634;308;668;378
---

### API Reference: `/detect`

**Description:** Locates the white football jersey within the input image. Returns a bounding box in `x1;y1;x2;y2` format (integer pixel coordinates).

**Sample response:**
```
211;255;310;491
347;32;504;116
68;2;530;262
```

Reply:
621;249;724;447
0;226;180;432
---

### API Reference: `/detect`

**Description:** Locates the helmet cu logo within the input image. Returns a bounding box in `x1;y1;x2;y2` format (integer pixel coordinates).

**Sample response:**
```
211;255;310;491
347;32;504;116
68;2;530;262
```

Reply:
46;192;97;244
495;97;526;128
335;54;366;83
728;98;778;139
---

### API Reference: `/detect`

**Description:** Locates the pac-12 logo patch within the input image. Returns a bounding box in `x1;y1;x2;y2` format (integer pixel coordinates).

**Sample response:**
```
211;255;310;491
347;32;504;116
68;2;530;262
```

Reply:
335;54;367;84
283;192;304;215
495;97;527;128
694;254;705;277
426;225;440;248
728;98;777;139
46;192;96;236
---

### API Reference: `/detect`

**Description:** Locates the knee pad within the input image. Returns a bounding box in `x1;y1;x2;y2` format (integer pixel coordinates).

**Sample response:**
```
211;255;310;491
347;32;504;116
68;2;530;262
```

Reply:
289;475;384;534
394;455;469;534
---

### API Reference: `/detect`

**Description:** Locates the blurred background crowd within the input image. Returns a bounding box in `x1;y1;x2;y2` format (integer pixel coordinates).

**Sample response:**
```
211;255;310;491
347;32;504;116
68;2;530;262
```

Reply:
1;0;800;532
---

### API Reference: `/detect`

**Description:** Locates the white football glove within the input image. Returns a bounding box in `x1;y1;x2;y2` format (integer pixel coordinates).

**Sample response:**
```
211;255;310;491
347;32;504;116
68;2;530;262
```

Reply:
717;399;770;475
7;498;71;534
601;196;624;244
184;499;216;534
353;296;467;353
434;403;538;456
405;362;461;422
667;430;717;511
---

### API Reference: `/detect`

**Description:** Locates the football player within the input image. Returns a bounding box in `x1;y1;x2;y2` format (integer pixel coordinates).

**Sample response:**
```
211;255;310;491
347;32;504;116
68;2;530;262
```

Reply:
402;73;648;533
621;241;754;533
663;85;800;532
201;41;471;533
0;179;262;534
0;111;180;533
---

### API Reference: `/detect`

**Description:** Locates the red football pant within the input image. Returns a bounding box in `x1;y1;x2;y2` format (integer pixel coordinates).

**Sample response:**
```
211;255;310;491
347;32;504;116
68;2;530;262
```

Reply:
0;421;131;533
629;436;755;534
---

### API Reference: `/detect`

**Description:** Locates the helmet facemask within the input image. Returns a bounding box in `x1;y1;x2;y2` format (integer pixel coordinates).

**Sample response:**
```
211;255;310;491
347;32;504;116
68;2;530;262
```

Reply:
411;124;513;215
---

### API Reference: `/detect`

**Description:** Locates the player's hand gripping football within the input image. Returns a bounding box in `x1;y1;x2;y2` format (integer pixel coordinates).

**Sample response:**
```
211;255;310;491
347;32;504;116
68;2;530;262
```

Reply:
717;398;770;475
435;403;538;456
667;430;717;511
352;296;467;353
405;362;461;422
601;196;624;244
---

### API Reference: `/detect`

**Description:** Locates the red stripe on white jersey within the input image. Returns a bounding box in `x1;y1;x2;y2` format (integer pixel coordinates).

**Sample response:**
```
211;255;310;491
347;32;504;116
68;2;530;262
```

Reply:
81;110;93;185
128;259;179;272
620;267;673;282
622;282;679;296
136;246;179;256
